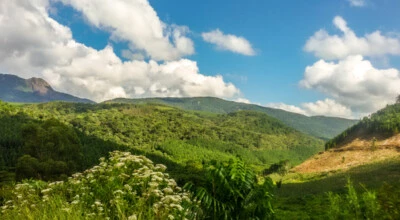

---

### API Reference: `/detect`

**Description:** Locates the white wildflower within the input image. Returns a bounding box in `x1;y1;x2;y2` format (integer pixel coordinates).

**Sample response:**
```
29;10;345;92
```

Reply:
163;187;174;194
128;214;138;220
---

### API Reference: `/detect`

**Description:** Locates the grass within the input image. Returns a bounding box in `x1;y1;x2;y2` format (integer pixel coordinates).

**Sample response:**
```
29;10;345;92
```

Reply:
273;157;400;219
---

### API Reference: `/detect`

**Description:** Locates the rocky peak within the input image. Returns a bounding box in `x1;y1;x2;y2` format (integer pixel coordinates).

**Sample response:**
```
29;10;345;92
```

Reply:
26;77;53;95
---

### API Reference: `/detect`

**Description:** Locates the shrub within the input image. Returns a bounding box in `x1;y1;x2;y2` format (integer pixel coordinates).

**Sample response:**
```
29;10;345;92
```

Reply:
1;151;196;219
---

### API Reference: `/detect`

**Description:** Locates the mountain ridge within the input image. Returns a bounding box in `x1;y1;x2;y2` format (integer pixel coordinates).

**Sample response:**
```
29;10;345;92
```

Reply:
106;97;358;140
0;73;93;103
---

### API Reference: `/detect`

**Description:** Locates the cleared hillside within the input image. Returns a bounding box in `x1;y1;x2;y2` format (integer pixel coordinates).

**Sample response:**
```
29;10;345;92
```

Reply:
293;133;400;173
293;103;400;174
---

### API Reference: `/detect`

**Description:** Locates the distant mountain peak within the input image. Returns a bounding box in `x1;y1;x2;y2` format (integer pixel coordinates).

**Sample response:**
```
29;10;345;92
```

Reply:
0;73;93;103
26;77;53;95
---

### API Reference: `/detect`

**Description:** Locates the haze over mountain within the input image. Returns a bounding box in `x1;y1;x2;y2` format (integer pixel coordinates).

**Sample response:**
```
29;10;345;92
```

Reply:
0;74;93;103
107;97;358;140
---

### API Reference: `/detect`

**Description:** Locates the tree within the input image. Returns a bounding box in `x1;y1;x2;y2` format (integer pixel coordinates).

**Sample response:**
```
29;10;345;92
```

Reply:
396;94;400;104
263;160;291;176
16;155;40;180
16;119;83;180
185;159;275;219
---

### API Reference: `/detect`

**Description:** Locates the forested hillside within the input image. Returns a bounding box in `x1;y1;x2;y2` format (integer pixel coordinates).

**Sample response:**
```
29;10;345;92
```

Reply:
0;101;323;185
2;101;400;219
108;97;357;140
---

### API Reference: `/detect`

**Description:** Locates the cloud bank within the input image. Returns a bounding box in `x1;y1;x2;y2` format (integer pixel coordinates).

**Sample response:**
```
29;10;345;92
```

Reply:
59;0;194;61
300;55;400;115
273;16;400;118
0;0;241;102
202;29;256;56
267;99;353;118
304;16;400;60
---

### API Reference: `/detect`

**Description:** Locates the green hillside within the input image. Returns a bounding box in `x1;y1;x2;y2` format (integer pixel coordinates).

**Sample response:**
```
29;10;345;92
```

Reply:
107;97;357;140
1;100;398;219
275;157;400;219
0;101;323;184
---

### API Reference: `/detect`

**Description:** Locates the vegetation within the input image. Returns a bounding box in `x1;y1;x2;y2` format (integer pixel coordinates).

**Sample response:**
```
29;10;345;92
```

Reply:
185;159;274;219
108;97;357;140
0;101;323;184
1;151;196;219
1;99;399;219
274;158;400;219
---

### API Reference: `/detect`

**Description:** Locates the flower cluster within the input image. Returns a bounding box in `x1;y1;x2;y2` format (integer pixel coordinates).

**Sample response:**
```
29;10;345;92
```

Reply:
1;151;195;219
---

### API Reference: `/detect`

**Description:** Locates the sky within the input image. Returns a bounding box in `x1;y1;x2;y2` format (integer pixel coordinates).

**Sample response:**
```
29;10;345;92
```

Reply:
1;0;400;119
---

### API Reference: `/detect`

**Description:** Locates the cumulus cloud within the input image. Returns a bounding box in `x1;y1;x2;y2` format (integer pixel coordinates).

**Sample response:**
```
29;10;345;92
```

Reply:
267;99;352;118
0;0;240;102
304;16;400;60
266;103;307;115
234;98;251;104
347;0;366;7
202;29;256;56
58;0;194;61
300;55;400;115
302;99;352;118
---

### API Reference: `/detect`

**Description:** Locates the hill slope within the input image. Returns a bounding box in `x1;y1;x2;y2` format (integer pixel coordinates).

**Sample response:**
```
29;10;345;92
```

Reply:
0;101;324;183
0;73;93;103
293;103;400;173
107;97;357;140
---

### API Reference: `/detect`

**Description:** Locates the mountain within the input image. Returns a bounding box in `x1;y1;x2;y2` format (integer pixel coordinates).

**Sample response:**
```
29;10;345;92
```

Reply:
293;103;400;173
0;73;93;103
106;97;358;140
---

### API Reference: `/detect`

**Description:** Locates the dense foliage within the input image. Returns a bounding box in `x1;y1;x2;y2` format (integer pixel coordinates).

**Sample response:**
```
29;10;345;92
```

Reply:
1;99;399;219
108;97;357;140
0;101;323;184
326;103;400;150
185;159;274;219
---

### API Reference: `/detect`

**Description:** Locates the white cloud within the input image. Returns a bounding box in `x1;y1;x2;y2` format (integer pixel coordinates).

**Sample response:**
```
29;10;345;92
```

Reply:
202;29;256;56
266;103;307;115
304;16;400;60
347;0;366;7
234;98;251;104
0;0;240;102
302;99;352;118
300;55;400;115
58;0;194;61
267;99;353;118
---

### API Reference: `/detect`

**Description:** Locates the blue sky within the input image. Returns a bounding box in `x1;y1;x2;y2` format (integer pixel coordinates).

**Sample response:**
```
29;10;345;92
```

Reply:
1;0;400;118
